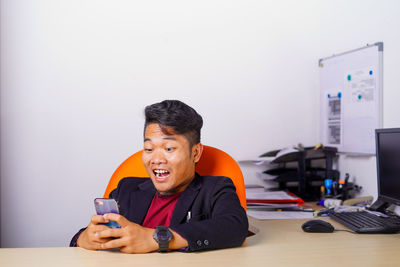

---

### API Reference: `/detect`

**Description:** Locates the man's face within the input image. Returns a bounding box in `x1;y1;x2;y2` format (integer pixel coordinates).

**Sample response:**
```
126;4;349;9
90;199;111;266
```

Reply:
142;123;203;195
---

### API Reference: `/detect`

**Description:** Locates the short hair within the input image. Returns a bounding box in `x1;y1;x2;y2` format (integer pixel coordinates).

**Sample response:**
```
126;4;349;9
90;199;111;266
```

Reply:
144;100;203;147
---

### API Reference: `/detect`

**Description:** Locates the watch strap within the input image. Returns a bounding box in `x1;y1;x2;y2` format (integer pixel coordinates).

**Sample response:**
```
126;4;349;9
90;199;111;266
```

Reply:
158;239;169;252
154;226;172;253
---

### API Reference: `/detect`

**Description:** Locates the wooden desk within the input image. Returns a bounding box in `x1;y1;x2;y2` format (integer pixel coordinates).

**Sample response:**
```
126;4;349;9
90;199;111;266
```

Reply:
1;217;400;267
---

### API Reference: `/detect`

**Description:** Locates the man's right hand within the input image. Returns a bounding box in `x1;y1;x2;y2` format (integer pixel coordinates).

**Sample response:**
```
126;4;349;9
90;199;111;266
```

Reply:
77;215;114;250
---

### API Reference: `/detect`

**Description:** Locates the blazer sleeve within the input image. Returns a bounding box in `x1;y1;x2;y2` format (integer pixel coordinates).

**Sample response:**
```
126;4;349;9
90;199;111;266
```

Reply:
169;177;248;252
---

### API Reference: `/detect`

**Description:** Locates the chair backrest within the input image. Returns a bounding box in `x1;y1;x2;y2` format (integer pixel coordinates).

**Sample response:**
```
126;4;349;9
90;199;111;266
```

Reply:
104;145;247;211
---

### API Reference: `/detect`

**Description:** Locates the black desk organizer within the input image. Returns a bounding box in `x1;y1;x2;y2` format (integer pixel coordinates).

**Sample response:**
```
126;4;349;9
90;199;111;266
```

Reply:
264;146;339;201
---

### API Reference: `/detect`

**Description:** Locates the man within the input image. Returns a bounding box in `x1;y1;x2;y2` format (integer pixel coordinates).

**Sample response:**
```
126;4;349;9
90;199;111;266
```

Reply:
70;100;248;253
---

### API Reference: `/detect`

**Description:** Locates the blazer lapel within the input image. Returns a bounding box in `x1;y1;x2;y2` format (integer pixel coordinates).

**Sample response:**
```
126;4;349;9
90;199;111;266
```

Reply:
170;174;202;226
129;179;156;224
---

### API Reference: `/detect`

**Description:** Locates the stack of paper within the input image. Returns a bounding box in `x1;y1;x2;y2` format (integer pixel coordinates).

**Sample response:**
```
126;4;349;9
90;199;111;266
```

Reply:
246;191;304;205
246;191;314;220
247;210;314;220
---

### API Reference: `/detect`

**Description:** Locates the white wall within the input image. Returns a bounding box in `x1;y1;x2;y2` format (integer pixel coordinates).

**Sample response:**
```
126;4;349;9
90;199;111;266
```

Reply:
0;0;399;248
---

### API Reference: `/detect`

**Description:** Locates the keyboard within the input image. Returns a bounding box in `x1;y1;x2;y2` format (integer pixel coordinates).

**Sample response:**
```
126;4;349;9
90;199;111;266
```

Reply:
330;211;400;234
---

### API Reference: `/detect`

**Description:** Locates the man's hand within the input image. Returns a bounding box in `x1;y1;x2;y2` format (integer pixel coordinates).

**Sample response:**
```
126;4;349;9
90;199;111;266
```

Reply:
78;213;189;253
76;215;114;250
97;213;158;253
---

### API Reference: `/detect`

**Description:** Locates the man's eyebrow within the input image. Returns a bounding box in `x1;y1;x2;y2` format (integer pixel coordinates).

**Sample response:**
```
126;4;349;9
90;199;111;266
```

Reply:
163;136;177;141
143;136;177;142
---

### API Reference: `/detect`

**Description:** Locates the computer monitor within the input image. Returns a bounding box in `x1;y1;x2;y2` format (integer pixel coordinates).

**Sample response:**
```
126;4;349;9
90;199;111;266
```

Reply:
370;128;400;212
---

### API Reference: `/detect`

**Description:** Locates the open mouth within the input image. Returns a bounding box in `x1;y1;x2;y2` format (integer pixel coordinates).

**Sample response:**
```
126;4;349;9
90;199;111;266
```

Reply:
153;169;170;180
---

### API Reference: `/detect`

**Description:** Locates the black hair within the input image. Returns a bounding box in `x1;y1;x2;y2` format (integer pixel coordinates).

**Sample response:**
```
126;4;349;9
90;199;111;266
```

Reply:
144;100;203;147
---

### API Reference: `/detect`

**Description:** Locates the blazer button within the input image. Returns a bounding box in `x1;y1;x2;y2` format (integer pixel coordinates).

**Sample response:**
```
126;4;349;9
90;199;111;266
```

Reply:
204;240;209;246
197;240;202;246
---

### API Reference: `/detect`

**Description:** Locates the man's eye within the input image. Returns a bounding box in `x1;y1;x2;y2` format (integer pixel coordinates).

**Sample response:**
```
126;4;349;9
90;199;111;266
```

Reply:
144;148;153;152
166;147;175;152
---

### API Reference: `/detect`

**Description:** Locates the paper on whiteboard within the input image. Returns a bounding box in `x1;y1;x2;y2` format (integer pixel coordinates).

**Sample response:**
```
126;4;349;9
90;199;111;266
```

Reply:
343;67;377;153
345;67;376;117
325;91;342;145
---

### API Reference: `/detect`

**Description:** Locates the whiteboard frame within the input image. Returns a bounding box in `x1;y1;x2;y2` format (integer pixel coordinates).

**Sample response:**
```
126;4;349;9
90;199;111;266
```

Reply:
319;42;383;155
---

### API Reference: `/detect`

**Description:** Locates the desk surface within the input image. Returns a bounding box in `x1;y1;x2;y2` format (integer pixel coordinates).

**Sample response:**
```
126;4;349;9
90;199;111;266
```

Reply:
1;217;400;267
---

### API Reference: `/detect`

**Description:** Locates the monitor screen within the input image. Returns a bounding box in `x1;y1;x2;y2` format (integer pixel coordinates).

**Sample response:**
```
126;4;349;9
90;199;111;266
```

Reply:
376;128;400;205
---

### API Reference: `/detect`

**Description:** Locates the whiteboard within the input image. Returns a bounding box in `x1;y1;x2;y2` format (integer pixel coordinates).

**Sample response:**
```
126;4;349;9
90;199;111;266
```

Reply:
319;43;383;155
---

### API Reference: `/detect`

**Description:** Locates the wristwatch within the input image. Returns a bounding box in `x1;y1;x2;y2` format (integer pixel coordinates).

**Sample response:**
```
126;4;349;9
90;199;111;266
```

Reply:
153;226;173;253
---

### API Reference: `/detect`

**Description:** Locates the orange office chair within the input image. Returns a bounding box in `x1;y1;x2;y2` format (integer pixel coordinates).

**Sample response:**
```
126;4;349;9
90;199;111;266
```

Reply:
104;145;247;211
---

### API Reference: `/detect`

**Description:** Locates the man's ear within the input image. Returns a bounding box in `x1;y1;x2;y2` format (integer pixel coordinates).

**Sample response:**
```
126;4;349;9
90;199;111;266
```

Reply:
192;143;203;163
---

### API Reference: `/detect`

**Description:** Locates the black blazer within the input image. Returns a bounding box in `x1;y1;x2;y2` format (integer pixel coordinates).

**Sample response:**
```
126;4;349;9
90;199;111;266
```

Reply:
71;173;248;252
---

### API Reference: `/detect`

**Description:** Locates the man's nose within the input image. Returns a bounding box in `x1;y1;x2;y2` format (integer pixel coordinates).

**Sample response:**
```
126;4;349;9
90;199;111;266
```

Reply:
151;150;166;164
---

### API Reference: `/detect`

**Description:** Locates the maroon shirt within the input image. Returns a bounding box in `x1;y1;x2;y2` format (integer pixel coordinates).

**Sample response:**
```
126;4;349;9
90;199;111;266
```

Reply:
142;192;183;228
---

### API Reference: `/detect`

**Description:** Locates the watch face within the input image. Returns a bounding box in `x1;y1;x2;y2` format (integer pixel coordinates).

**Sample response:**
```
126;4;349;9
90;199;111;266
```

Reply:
158;231;171;241
154;227;172;242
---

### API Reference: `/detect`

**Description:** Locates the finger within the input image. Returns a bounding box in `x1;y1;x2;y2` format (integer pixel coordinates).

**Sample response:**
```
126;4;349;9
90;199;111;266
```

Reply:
90;241;110;250
86;224;112;242
93;232;114;243
86;225;110;241
101;238;126;250
90;232;112;244
90;215;108;225
97;228;124;239
89;224;110;233
103;213;130;227
92;228;112;241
